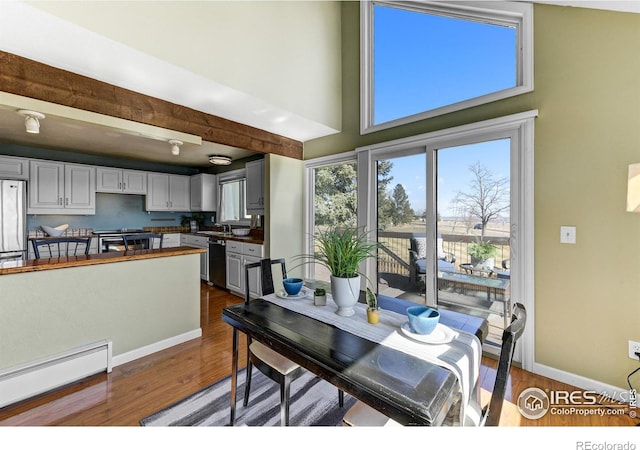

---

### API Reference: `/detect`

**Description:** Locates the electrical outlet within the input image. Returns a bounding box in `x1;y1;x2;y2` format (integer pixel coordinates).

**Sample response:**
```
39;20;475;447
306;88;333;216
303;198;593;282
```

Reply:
628;340;640;359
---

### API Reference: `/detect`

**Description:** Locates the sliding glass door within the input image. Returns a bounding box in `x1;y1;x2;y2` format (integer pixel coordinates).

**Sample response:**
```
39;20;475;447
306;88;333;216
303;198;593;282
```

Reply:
435;140;511;347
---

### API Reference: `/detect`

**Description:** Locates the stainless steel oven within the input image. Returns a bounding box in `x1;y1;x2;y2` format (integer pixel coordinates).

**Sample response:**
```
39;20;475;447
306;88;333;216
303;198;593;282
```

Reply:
94;229;147;253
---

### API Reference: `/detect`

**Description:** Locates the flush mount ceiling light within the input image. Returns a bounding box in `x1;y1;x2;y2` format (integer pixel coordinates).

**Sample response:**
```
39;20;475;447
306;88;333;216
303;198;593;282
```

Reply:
209;155;232;165
169;139;182;156
17;110;46;134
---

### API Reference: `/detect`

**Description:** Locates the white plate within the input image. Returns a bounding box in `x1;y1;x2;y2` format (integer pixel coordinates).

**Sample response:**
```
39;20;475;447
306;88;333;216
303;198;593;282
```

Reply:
400;322;455;344
276;287;311;300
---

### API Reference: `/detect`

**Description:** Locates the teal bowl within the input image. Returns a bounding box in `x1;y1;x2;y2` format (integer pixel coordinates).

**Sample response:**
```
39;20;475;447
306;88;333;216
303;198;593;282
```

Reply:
406;305;440;335
283;278;304;296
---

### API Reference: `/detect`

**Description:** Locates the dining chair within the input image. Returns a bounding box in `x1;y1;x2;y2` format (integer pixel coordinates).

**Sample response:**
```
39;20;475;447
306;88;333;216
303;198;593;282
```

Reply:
243;258;344;426
122;233;163;250
342;302;527;427
32;237;92;259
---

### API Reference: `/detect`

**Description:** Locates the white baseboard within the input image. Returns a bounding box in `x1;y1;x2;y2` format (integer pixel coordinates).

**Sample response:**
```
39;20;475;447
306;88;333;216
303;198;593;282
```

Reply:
111;328;202;368
533;362;630;401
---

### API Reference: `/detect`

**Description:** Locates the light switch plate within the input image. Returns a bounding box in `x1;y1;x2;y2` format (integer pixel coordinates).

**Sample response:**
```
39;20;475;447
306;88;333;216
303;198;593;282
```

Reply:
560;226;576;244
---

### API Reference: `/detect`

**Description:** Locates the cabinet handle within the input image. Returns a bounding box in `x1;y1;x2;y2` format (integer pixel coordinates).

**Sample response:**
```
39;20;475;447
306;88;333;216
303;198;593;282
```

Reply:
119;182;122;189
123;182;126;190
65;198;69;205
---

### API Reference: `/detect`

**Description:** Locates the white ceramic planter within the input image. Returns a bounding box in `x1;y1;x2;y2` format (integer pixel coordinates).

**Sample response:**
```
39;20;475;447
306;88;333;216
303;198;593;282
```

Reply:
330;275;360;317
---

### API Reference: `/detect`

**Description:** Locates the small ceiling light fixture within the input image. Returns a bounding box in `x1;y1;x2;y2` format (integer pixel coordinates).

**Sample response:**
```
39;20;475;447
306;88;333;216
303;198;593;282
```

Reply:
169;139;183;156
17;110;46;134
209;155;232;165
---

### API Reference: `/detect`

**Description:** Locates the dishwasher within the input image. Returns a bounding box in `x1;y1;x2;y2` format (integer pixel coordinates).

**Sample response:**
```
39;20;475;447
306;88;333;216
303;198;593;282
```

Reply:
209;238;226;288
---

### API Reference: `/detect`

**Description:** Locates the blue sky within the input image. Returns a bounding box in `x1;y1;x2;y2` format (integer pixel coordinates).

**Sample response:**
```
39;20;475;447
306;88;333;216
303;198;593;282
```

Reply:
383;140;510;217
374;3;516;124
374;4;514;217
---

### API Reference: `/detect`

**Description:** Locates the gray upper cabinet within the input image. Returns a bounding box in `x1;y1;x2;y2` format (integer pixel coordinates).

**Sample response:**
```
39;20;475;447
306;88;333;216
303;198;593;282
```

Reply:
245;159;264;215
0;155;29;180
146;173;190;211
28;160;96;215
96;167;147;194
190;173;217;211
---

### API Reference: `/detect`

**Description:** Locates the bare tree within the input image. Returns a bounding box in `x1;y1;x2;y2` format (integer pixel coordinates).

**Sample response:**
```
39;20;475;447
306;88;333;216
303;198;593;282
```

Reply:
454;162;509;241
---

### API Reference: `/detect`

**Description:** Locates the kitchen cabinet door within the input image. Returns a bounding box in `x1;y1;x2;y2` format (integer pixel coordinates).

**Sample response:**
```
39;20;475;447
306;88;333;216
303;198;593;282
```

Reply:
29;160;64;210
65;164;95;210
246;159;264;214
169;175;190;211
97;167;146;194
226;251;243;293
245;254;262;299
162;233;181;248
121;170;147;194
147;173;190;211
0;155;28;180
96;167;122;192
146;173;170;210
190;173;217;211
28;160;95;214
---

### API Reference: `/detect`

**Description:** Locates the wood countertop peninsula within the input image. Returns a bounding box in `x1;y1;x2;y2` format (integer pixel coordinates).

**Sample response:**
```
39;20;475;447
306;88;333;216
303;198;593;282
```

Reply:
0;246;205;276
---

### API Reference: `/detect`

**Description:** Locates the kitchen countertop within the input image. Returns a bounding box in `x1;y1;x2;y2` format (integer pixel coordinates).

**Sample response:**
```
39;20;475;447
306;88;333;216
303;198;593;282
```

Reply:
0;246;205;275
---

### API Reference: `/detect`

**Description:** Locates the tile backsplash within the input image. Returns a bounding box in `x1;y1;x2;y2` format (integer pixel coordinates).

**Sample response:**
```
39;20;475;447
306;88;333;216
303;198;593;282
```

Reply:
27;193;214;233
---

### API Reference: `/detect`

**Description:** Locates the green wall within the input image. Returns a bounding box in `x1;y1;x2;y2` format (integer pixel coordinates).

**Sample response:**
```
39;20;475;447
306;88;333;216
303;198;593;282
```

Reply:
303;3;640;389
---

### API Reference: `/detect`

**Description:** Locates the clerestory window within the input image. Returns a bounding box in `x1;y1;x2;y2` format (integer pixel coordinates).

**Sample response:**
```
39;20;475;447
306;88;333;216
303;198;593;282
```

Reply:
361;1;533;133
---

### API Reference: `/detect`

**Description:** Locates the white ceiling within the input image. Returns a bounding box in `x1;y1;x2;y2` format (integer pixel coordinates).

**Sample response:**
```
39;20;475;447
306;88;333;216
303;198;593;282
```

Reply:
0;1;637;168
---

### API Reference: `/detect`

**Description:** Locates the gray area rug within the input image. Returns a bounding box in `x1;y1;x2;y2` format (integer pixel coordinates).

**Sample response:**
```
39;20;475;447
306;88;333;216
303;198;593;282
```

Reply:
140;368;354;426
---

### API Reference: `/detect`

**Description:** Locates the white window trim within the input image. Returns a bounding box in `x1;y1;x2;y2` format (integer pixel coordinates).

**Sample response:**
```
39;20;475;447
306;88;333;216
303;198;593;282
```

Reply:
218;168;251;226
356;110;537;371
360;1;534;134
303;151;357;280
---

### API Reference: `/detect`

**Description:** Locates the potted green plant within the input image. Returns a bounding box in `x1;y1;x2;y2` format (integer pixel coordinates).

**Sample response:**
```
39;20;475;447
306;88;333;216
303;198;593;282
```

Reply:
295;226;378;317
314;288;327;306
365;287;380;324
468;240;498;271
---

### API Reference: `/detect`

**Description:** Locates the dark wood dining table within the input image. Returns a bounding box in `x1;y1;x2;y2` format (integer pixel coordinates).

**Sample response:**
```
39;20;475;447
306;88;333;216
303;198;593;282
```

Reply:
222;294;488;426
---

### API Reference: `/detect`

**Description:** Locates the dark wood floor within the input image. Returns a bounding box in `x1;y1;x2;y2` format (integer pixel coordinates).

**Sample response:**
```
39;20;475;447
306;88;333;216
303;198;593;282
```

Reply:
0;282;637;426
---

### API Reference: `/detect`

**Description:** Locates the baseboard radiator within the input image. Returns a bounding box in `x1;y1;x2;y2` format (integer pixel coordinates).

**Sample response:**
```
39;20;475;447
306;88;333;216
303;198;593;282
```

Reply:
0;340;112;408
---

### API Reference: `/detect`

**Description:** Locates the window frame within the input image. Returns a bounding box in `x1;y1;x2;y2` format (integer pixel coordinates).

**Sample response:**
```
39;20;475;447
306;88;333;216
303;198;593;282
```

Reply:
360;1;533;134
303;151;357;281
217;168;251;226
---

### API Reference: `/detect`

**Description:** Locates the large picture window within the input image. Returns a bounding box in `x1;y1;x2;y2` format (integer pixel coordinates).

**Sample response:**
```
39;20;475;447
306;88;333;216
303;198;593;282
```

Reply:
361;1;533;133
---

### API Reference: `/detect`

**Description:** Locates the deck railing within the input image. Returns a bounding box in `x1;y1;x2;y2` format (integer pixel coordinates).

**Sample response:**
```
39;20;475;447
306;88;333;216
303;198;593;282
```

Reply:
377;231;510;277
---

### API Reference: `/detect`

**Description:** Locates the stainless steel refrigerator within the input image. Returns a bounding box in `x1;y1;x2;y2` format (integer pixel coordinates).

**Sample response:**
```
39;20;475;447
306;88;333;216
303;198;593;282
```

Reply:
0;179;27;262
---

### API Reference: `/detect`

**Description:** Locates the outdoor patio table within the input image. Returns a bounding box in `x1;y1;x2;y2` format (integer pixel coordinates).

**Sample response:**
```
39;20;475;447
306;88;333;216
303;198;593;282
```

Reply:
222;294;488;426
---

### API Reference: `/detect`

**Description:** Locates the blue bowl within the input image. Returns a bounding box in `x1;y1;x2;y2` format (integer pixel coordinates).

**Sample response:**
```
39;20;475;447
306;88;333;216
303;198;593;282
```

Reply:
283;277;304;296
406;305;440;335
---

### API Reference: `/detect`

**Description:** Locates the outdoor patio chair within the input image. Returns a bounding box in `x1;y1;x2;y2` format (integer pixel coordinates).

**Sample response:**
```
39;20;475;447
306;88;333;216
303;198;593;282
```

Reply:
342;302;527;427
409;234;456;290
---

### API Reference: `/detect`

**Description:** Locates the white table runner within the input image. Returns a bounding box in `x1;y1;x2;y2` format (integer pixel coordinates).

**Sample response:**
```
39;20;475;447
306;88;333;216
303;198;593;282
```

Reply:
262;292;482;424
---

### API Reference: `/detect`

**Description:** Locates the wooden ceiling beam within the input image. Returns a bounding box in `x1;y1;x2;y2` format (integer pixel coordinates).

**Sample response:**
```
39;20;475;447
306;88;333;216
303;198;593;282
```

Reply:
0;51;303;159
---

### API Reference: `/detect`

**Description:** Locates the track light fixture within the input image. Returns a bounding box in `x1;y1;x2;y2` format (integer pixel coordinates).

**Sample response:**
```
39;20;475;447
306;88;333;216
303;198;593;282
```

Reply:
169;139;182;156
17;110;46;134
209;155;232;165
